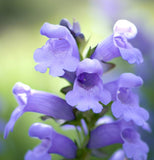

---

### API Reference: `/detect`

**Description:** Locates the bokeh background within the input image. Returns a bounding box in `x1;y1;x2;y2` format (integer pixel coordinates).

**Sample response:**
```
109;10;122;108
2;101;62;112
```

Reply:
0;0;154;159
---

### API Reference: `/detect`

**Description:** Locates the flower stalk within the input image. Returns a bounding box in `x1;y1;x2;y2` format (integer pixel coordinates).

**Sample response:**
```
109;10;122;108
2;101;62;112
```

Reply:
4;19;149;160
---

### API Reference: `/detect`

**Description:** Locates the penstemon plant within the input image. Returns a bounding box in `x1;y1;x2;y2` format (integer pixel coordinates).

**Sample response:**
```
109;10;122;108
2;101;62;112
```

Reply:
4;19;150;160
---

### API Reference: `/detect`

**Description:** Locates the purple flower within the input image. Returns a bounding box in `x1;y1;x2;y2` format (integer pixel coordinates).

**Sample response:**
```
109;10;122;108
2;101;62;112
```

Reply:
60;18;85;40
4;82;74;138
88;119;149;160
25;123;77;160
34;22;80;77
122;128;149;160
88;119;125;149
65;58;111;113
91;20;143;64
104;73;149;126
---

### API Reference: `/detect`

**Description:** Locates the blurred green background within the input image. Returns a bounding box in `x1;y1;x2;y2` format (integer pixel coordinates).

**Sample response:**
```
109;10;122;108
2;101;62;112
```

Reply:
0;0;154;159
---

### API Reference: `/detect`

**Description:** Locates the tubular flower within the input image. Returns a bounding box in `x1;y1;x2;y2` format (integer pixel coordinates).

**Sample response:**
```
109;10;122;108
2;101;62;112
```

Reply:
104;73;149;126
88;119;149;160
91;20;143;64
25;123;77;160
66;58;111;113
4;82;74;138
34;22;80;77
122;128;149;160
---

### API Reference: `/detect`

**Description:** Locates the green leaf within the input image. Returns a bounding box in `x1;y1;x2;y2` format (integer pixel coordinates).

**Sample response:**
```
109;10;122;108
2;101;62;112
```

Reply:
76;36;89;59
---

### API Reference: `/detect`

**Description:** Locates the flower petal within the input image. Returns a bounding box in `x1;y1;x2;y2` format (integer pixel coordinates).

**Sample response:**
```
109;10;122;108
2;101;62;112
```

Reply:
113;20;137;39
66;59;111;113
25;139;52;160
88;121;123;148
112;92;149;126
76;58;103;76
66;78;110;113
40;22;68;38
40;22;79;59
113;35;143;64
118;73;143;88
4;82;75;138
91;35;120;62
4;106;24;139
121;128;149;160
34;39;79;77
25;123;77;159
119;46;143;64
34;22;80;77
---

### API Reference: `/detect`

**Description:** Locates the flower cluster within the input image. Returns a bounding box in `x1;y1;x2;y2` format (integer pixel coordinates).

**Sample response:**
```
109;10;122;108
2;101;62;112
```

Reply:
4;19;149;160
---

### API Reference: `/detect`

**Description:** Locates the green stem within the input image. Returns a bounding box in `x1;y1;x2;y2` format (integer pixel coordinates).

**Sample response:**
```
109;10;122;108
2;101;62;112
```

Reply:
74;103;112;159
75;126;82;148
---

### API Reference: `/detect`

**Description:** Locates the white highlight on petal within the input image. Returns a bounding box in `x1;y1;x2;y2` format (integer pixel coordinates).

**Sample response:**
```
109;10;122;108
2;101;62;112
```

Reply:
13;82;31;105
96;115;114;126
113;20;137;39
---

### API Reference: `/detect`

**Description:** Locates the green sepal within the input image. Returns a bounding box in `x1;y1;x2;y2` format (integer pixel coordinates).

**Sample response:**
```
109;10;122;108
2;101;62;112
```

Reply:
86;46;97;58
60;85;73;94
75;148;91;160
40;115;53;121
60;109;83;126
76;36;89;60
